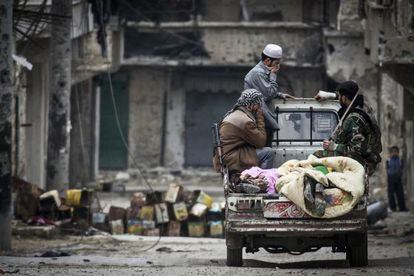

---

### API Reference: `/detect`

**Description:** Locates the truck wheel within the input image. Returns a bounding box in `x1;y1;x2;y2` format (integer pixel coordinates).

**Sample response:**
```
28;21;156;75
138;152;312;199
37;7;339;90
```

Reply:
226;247;243;267
347;231;368;267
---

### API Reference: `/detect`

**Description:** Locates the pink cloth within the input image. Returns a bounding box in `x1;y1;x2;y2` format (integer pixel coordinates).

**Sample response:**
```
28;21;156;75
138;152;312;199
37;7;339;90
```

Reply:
241;167;279;194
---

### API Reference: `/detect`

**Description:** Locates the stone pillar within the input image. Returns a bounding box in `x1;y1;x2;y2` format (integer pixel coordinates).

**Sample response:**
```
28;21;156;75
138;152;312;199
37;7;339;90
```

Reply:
0;0;13;252
46;0;72;190
128;69;166;168
70;80;93;187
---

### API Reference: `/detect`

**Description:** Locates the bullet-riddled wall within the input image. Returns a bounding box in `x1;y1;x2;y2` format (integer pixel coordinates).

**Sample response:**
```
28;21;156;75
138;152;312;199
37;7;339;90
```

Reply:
324;32;379;113
125;65;325;169
128;68;168;168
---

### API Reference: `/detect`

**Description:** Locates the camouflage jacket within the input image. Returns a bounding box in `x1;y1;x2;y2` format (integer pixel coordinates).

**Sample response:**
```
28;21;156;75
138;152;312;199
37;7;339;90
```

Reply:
332;109;370;165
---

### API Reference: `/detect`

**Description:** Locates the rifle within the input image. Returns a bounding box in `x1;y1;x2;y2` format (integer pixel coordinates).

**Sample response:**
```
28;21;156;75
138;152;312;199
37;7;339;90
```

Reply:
212;123;225;175
329;90;360;140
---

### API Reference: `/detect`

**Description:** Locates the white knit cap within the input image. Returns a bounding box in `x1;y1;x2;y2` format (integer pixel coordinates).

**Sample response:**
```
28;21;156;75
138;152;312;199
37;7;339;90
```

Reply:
262;44;282;59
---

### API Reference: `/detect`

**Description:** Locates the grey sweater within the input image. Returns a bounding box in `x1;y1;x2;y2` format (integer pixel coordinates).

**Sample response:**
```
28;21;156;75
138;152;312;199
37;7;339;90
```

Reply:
244;61;284;130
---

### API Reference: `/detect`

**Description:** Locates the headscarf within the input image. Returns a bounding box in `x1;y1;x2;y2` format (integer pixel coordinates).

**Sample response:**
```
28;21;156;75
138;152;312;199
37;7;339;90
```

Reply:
220;89;263;122
236;89;263;107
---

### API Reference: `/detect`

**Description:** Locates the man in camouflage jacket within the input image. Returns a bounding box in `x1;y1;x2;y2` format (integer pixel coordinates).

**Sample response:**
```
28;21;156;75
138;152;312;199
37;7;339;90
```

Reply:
326;108;370;165
318;81;372;167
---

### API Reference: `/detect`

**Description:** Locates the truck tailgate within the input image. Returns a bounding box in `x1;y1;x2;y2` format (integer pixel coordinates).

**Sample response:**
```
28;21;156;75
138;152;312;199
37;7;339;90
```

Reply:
226;193;367;236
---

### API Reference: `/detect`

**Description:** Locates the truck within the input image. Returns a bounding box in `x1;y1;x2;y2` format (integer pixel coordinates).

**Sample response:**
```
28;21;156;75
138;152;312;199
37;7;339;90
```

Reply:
220;99;368;267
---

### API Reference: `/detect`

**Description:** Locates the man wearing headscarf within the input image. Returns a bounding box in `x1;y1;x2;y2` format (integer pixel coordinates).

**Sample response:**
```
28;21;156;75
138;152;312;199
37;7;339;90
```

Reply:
213;89;275;173
244;44;295;146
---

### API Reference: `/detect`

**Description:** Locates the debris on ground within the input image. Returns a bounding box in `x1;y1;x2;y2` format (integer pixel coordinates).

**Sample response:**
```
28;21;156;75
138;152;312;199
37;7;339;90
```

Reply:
156;247;173;253
11;179;225;239
367;201;388;226
37;251;71;258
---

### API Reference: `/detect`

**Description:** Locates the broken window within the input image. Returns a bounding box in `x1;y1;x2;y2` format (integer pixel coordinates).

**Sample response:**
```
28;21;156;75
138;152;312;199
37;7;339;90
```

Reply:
124;28;209;59
120;0;198;23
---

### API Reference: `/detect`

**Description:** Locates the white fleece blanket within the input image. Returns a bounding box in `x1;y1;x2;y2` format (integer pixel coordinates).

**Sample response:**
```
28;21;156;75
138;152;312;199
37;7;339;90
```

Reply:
275;155;365;218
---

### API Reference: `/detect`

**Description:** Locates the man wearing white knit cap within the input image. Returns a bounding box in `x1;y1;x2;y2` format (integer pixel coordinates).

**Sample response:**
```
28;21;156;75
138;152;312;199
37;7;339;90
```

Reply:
244;44;295;147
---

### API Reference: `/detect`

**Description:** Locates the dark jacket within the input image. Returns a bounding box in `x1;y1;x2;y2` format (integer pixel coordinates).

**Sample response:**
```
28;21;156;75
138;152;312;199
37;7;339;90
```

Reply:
387;156;403;180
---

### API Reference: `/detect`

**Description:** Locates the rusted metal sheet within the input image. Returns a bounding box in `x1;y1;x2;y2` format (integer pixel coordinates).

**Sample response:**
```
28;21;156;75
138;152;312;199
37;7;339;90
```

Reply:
226;219;366;235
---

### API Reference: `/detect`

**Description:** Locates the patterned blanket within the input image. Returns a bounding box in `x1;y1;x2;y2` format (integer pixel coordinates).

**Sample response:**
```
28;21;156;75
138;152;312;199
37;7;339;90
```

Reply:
276;155;365;218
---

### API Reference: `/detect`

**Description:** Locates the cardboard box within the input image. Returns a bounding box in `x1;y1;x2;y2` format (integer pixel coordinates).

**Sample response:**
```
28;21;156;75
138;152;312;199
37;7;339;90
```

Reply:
167;221;181;236
130;192;146;208
108;206;126;221
66;189;93;206
188;221;205;237
165;183;183;203
173;202;188;221
144;228;160;236
142;220;156;229
127;219;144;235
139;206;155;221
195;191;213;208
126;207;140;220
110;219;124;234
155;203;169;224
190;203;208;217
66;189;82;206
209;221;223;238
93;212;109;232
92;212;107;224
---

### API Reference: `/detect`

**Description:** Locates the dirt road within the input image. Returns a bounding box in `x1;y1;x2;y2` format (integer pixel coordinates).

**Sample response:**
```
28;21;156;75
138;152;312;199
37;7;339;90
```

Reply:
1;212;413;276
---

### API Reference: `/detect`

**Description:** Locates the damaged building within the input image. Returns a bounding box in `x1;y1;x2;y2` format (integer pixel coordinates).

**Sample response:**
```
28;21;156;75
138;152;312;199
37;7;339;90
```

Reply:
9;0;414;206
100;0;336;170
13;0;122;189
329;0;414;203
95;0;414;204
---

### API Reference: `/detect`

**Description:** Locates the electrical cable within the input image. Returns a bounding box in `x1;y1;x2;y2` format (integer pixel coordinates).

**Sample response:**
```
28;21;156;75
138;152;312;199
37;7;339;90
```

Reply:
105;69;163;252
119;0;206;48
74;84;89;185
98;0;164;251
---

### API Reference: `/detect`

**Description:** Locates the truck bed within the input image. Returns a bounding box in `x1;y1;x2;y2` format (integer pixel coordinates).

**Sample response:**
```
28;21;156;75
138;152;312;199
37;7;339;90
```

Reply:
225;192;367;236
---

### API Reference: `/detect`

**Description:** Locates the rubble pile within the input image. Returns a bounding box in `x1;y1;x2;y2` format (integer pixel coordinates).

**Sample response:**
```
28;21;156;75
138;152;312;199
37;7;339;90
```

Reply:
12;178;225;239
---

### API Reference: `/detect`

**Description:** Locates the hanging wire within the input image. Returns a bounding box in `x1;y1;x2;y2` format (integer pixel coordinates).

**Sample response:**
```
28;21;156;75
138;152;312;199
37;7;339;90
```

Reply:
119;0;206;48
74;83;89;185
96;0;164;251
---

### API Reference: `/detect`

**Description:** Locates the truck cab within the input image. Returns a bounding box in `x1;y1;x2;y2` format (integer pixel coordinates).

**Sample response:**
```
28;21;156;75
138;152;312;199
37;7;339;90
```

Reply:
224;99;368;267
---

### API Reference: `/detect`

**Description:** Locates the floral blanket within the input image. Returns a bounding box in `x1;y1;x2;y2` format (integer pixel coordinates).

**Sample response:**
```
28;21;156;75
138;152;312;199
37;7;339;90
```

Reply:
276;155;365;218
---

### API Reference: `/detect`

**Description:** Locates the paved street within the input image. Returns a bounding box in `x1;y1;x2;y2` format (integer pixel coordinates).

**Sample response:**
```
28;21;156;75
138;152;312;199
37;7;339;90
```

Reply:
1;212;414;276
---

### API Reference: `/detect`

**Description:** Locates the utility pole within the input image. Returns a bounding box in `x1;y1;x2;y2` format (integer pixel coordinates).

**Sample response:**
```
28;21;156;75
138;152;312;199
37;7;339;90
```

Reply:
0;0;14;252
46;0;72;191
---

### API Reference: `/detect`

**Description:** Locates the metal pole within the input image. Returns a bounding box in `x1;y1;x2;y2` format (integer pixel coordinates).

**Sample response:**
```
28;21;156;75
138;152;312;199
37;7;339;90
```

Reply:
0;0;14;252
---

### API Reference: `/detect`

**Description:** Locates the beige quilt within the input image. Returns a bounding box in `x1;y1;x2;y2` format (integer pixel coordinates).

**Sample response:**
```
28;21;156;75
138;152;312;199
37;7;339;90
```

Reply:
276;155;365;218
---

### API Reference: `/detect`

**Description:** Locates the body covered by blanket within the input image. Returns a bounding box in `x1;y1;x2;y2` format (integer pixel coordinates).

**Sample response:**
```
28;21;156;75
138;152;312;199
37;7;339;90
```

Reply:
276;155;365;218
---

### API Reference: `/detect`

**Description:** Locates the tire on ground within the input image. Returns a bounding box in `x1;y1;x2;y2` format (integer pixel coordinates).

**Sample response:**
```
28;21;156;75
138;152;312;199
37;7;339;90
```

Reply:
226;247;243;267
347;231;368;267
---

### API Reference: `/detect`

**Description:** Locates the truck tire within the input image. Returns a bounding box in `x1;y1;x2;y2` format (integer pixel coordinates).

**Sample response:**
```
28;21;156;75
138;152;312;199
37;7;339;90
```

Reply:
226;247;243;267
346;231;368;267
